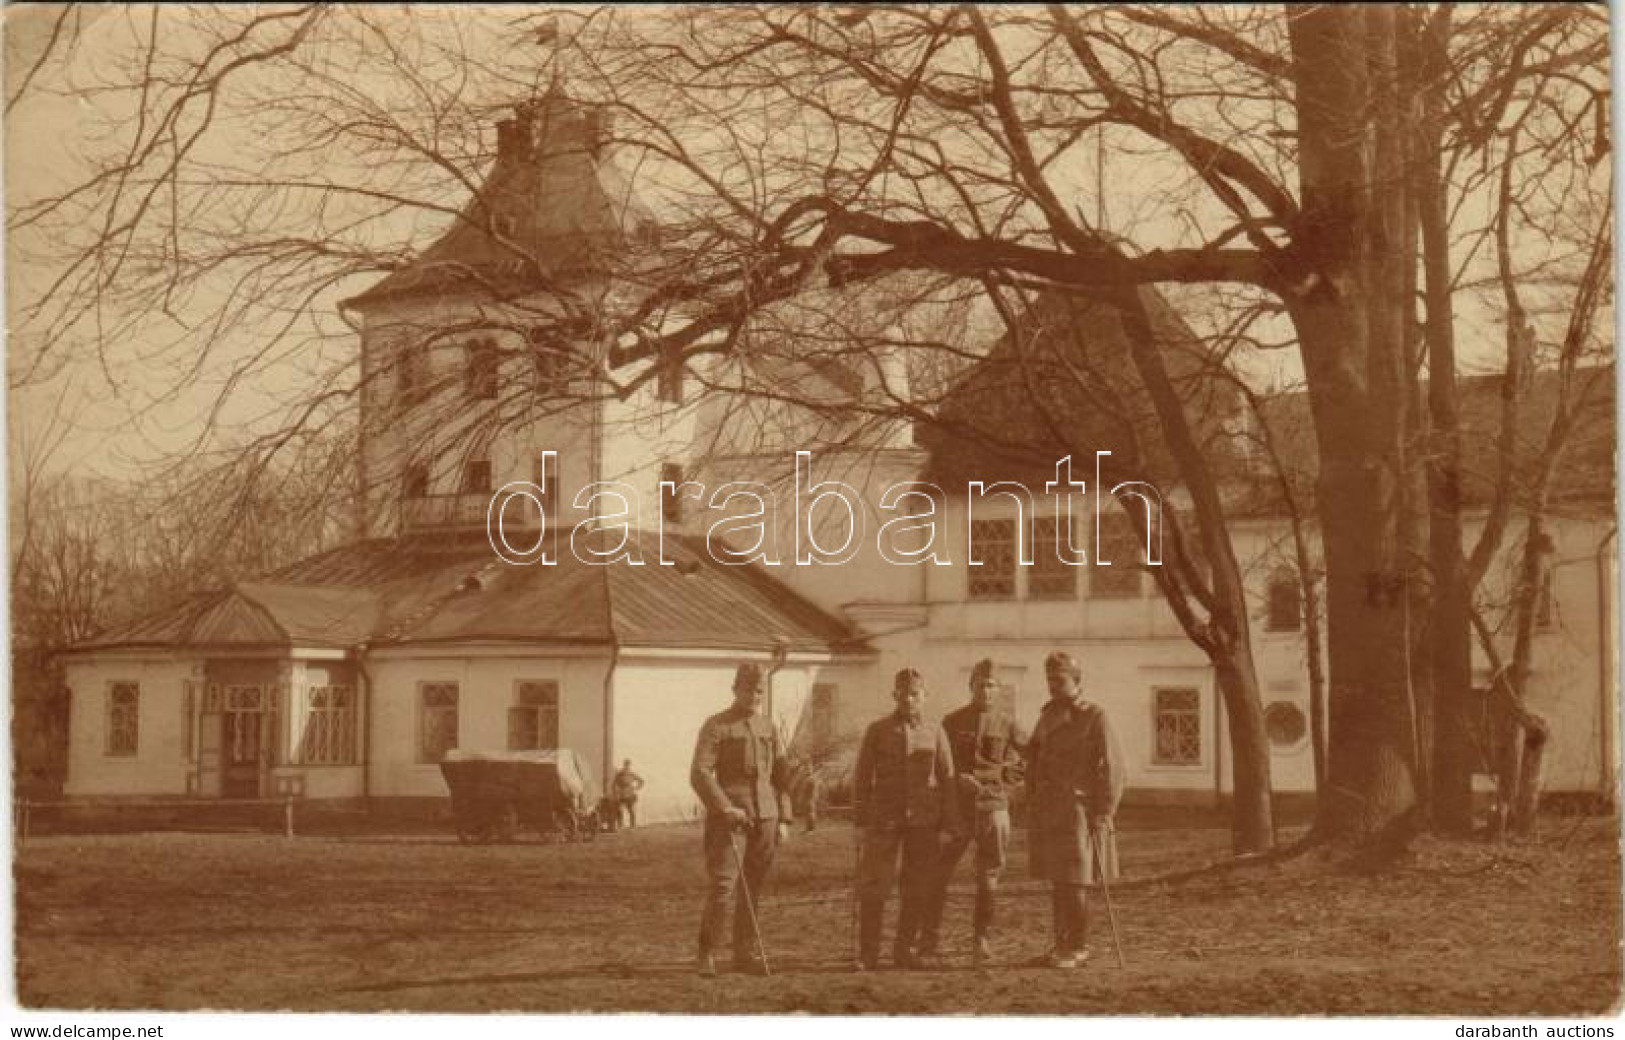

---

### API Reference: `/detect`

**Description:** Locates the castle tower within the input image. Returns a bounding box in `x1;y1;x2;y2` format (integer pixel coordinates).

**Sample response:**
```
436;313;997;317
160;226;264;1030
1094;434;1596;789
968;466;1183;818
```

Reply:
339;90;656;541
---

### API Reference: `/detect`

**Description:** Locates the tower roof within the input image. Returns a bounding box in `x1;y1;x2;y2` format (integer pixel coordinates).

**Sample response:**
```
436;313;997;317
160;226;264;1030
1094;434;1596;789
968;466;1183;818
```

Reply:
343;92;656;309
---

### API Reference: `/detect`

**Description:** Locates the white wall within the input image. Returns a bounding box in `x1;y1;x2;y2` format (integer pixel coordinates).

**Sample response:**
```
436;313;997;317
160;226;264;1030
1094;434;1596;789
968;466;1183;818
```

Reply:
363;648;612;798
357;290;609;540
1471;514;1616;793
683;449;931;617
609;656;826;824
62;655;197;798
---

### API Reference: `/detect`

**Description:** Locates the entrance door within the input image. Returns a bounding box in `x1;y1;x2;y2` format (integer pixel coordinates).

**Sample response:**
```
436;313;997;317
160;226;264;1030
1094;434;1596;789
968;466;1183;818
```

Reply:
221;685;265;798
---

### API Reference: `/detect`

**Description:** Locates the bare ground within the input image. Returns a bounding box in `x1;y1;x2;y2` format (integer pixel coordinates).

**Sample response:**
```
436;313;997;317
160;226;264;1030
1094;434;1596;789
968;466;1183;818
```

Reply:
13;810;1622;1014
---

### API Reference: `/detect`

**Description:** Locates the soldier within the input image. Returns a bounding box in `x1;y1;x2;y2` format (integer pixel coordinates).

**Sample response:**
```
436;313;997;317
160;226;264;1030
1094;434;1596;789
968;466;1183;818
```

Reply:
1024;651;1125;968
919;658;1025;966
852;668;960;970
789;760;823;833
690;663;794;977
612;758;645;829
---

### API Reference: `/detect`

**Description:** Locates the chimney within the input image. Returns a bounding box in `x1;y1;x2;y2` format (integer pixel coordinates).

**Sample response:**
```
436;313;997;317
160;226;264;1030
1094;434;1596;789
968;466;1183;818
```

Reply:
582;109;614;157
496;111;533;164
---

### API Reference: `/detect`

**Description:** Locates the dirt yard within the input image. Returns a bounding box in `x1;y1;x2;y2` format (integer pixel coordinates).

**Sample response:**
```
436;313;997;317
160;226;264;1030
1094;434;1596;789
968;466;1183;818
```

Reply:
14;810;1622;1014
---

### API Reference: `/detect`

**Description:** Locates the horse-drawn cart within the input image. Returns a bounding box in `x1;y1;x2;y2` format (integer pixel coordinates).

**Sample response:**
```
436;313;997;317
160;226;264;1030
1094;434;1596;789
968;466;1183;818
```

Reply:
439;749;600;844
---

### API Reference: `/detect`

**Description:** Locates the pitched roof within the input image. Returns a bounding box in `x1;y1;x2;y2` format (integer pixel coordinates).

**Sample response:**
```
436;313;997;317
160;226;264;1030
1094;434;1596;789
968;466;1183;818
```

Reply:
70;531;867;656
918;288;1245;490
1248;365;1615;512
341;91;656;309
919;288;1614;515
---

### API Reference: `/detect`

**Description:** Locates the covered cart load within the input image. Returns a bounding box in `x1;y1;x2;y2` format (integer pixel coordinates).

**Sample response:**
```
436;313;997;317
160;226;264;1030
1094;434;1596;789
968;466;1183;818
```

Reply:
439;749;601;844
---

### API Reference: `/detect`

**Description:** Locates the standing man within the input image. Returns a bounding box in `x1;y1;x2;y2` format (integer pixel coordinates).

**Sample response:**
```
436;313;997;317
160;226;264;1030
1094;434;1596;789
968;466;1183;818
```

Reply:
612;758;645;830
1025;651;1125;968
690;663;795;976
790;760;824;834
919;658;1025;966
852;668;960;970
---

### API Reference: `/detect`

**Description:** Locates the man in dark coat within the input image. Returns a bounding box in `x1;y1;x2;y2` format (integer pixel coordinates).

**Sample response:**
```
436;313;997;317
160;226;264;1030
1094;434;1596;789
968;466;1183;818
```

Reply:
919;658;1025;965
690;662;795;976
1024;650;1125;968
851;668;960;970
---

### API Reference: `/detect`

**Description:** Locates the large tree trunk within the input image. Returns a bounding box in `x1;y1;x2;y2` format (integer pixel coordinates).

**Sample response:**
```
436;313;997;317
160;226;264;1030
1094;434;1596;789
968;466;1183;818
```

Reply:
1290;8;1423;841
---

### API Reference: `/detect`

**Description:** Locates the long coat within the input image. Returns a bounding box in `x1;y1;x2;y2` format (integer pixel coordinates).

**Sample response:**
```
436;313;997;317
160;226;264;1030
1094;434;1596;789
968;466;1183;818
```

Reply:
1025;695;1126;883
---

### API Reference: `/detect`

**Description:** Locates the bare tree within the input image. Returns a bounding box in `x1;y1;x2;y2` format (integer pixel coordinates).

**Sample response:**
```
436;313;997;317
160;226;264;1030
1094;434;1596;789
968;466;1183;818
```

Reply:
8;6;1610;851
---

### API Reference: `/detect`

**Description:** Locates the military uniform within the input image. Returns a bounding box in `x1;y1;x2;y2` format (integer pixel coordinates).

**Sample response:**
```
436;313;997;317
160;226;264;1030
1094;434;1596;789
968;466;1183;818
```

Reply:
1026;689;1125;961
920;699;1024;957
852;708;959;968
612;764;644;829
690;705;794;968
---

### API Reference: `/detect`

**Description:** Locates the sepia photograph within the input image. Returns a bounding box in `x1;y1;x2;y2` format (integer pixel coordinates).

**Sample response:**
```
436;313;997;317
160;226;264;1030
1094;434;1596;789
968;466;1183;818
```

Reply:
4;2;1620;1023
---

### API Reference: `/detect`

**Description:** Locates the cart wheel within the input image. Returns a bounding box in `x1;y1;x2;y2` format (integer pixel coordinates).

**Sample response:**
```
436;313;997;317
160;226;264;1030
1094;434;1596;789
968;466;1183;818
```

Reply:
580;813;598;843
554;810;579;842
493;806;519;843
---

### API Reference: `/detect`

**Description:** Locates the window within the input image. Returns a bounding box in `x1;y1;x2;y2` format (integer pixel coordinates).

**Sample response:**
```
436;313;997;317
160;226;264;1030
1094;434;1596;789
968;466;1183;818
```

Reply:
1265;570;1302;632
1152;687;1201;766
402;463;429;500
420;682;460;762
106;682;139;756
968;517;1017;600
467;339;499;400
1029;515;1079;599
1263;701;1307;748
461;459;492;496
396;345;428;408
660;462;685;524
657;346;685;404
509;680;559;751
1091;514;1144;598
298;685;356;765
530;328;570;397
1535;569;1556;630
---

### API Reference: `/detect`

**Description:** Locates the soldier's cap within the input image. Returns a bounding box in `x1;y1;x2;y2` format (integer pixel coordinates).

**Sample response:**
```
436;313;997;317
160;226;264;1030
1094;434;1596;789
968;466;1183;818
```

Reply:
733;662;765;689
970;658;996;684
1044;651;1082;678
893;667;926;693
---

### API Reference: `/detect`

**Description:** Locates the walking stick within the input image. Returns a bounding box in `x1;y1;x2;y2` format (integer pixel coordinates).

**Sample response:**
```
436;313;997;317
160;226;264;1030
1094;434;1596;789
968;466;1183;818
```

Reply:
850;829;864;964
729;825;772;976
1091;827;1126;968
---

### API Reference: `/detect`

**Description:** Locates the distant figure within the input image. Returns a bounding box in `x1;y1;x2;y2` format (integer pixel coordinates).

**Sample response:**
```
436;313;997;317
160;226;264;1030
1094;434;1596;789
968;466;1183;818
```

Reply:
791;763;824;833
613;759;645;830
803;770;823;833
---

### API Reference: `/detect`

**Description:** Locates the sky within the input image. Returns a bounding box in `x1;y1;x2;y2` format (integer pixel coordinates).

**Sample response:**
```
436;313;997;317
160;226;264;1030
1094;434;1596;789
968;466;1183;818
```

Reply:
1;4;1607;488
